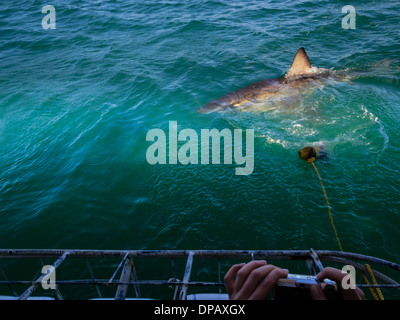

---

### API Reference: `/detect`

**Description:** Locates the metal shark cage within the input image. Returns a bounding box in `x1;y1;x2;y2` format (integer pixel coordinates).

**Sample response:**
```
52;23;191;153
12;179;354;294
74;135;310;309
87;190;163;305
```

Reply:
0;249;400;300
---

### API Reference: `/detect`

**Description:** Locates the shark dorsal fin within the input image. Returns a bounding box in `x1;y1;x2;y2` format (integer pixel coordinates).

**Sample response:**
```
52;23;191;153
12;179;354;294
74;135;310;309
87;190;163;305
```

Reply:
286;47;312;76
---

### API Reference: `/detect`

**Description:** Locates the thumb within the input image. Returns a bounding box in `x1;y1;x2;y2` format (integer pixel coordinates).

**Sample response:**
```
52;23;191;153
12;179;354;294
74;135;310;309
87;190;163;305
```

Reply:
310;285;326;300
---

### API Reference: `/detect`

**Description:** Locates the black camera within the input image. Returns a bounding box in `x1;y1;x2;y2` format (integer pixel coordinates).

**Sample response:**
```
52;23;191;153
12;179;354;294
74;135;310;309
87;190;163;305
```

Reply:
274;274;339;300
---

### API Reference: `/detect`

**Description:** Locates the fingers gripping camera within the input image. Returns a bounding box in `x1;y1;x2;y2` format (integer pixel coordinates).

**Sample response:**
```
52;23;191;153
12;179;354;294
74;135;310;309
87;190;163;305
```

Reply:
275;274;338;300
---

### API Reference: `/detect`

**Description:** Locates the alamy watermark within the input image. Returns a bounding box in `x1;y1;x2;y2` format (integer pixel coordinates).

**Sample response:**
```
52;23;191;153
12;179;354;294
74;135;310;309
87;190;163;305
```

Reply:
146;121;254;175
342;5;356;29
41;265;56;290
42;5;56;29
341;265;356;289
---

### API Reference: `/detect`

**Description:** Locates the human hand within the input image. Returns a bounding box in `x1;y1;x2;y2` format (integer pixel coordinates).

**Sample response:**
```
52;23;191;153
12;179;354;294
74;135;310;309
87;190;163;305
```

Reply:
310;267;365;300
224;260;288;300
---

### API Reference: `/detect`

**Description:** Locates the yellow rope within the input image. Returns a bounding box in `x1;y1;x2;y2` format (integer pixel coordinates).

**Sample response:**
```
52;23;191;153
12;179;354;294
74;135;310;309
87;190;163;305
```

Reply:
365;264;385;300
361;270;379;300
305;153;384;300
308;158;343;252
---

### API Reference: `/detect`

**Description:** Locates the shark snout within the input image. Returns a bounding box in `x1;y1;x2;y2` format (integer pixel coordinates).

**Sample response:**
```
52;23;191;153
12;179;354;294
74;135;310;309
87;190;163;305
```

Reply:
198;102;221;113
198;94;237;113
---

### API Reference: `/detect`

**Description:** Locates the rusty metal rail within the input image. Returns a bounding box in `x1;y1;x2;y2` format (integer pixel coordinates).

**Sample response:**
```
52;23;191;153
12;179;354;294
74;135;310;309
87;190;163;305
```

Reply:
0;248;399;300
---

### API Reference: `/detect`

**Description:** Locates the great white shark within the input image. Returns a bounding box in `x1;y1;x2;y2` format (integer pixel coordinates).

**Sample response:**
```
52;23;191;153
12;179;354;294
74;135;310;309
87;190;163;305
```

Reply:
199;47;332;113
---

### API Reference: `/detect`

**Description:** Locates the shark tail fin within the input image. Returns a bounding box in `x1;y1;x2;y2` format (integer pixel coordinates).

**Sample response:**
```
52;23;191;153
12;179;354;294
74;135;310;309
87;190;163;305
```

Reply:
287;47;312;76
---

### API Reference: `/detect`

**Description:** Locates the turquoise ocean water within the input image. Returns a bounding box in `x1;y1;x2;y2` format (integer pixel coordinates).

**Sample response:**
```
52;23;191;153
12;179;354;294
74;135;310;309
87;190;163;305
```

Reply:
1;1;400;298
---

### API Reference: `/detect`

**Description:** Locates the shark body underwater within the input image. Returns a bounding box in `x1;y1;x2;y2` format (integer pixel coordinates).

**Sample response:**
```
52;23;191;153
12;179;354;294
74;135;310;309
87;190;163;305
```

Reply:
199;47;333;113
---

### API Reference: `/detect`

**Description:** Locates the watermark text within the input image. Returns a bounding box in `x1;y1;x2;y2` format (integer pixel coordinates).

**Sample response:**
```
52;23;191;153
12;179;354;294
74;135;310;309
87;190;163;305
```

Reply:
42;5;56;29
146;121;254;175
